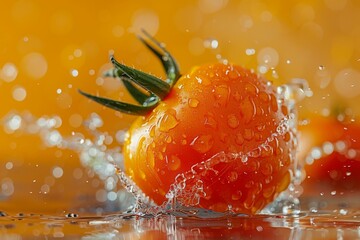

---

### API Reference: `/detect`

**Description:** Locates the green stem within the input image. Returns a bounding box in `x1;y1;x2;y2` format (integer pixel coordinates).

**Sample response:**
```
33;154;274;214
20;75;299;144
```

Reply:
104;69;151;105
138;30;181;86
111;56;170;100
79;90;157;115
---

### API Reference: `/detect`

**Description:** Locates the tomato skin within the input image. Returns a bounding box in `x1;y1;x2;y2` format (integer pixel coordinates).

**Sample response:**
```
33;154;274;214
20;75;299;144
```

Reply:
124;63;294;214
300;116;360;196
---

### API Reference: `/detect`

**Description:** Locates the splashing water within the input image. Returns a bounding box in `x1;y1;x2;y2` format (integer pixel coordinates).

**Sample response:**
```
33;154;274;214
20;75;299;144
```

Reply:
1;111;135;210
1;78;311;217
165;113;299;215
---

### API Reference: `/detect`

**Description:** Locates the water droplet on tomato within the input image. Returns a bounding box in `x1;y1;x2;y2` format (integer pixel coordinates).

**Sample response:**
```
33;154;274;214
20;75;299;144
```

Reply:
168;155;181;171
329;170;338;180
270;94;279;112
231;191;242;200
254;133;263;141
146;146;155;169
227;68;240;80
264;175;273;184
239;97;256;124
283;132;291;142
165;135;172;143
259;92;270;103
232;91;242;101
281;105;289;115
235;133;244;146
149;125;155;137
213;85;230;106
249;148;261;158
227;171;238;183
244;128;254;140
204;113;218;129
188;98;199;108
263;186;275;199
161;146;167;153
157;152;164;161
158;111;179;132
244;82;259;95
196;76;211;86
260;163;273;176
139;169;147;180
190;135;214;153
227;114;239;129
244;192;256;209
220;132;228;143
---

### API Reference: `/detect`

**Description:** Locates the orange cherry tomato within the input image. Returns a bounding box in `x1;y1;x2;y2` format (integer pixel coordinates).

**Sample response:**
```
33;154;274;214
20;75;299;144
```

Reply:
123;63;294;214
300;115;360;198
80;33;295;214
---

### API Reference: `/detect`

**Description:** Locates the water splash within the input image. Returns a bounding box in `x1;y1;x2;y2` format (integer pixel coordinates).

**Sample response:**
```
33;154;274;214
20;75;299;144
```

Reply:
165;113;296;213
0;77;311;217
0;111;133;208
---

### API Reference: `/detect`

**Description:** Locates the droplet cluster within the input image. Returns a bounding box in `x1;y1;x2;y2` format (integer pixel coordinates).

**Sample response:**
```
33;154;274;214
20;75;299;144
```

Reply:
1;111;131;206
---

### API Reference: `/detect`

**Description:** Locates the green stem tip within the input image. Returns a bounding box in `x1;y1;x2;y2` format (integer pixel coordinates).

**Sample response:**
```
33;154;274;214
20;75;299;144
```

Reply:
80;31;181;115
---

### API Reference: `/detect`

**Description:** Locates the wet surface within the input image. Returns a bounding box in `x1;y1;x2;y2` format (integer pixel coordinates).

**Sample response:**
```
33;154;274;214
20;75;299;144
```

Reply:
1;211;360;239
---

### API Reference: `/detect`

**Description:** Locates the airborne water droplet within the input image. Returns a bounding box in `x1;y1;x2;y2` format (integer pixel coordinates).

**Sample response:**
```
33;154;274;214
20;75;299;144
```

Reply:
1;63;18;82
65;213;78;218
0;211;7;217
203;38;219;49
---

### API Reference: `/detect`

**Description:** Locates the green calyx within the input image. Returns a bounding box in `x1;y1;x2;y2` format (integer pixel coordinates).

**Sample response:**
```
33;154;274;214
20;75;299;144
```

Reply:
79;30;181;115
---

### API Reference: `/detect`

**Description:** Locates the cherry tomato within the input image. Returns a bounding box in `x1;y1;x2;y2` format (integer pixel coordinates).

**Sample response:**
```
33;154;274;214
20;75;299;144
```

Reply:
81;34;295;214
300;115;360;198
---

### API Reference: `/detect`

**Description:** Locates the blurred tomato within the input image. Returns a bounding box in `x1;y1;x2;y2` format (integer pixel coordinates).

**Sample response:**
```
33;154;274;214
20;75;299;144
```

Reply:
299;115;360;199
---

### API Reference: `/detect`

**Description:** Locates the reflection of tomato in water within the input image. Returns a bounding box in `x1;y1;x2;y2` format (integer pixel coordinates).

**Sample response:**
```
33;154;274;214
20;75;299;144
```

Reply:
81;34;295;214
134;216;292;240
300;115;360;196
